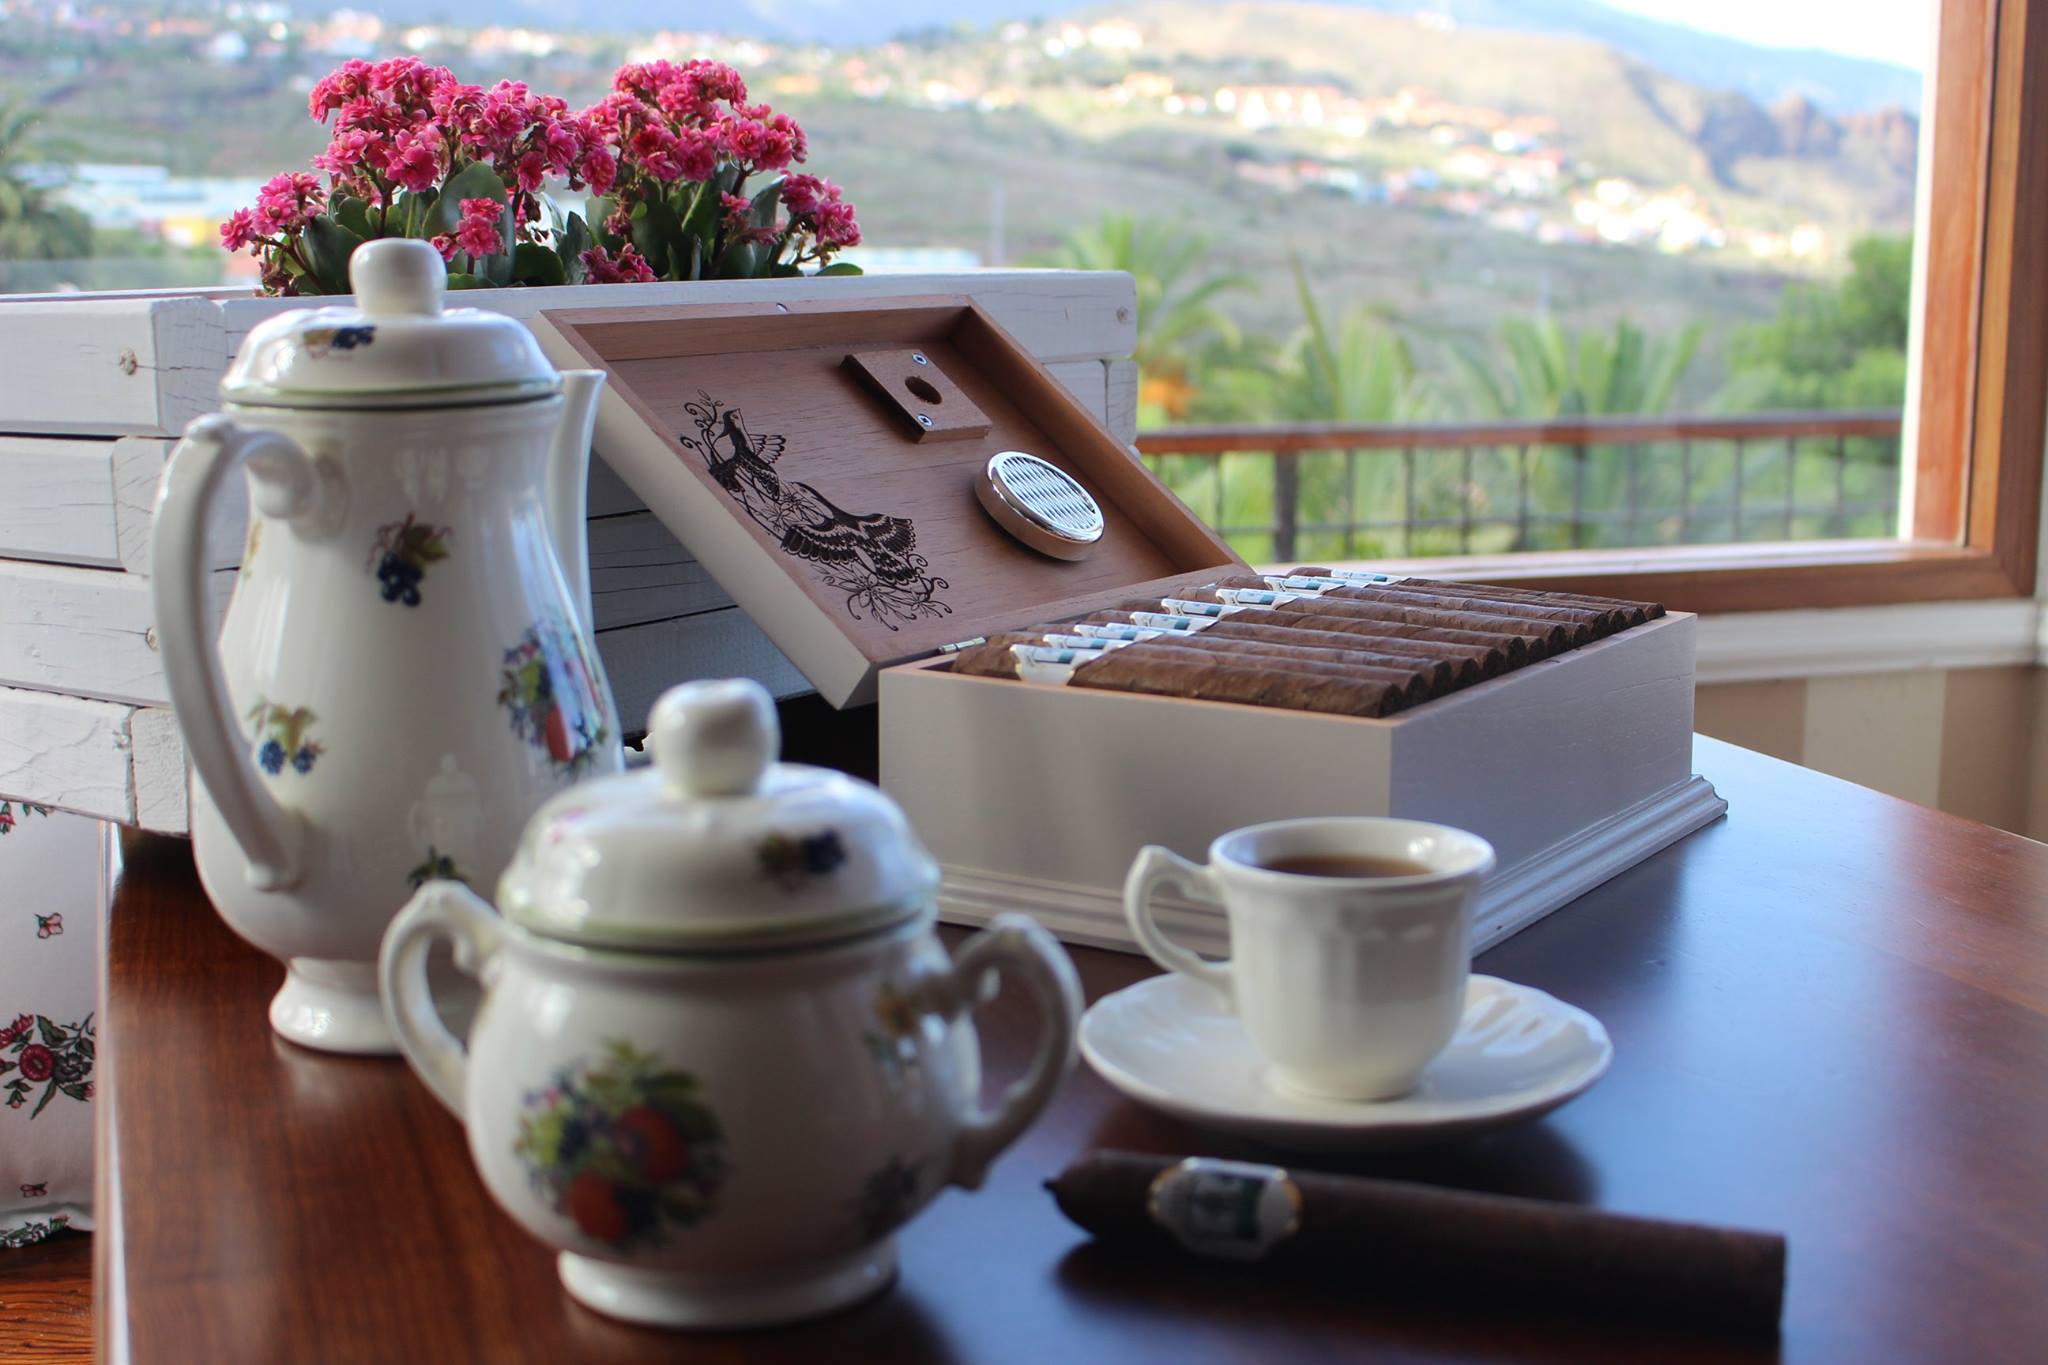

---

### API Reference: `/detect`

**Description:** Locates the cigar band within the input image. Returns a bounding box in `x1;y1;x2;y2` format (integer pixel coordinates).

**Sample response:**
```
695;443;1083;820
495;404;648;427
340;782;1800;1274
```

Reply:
1214;587;1314;608
1160;597;1229;617
1146;1157;1303;1262
1125;612;1211;633
1070;623;1157;642
1039;632;1130;651
1267;573;1402;591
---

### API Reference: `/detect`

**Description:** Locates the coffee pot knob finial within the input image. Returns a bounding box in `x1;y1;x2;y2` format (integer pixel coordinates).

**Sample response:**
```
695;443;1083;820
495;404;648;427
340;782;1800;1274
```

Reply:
650;679;779;800
349;237;446;318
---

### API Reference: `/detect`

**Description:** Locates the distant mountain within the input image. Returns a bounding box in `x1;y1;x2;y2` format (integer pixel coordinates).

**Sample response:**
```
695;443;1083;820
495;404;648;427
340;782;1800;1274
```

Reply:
295;0;1920;113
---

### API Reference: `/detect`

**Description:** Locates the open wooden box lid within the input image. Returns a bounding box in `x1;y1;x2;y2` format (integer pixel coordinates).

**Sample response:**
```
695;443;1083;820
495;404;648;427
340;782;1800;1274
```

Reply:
534;296;1244;707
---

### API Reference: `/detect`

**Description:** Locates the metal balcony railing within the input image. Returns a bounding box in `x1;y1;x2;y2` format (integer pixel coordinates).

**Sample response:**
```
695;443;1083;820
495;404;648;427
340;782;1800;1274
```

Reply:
1136;410;1904;562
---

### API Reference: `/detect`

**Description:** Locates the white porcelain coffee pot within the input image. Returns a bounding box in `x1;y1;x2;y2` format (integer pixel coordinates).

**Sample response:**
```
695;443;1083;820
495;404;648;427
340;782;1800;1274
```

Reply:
151;238;623;1055
380;678;1081;1329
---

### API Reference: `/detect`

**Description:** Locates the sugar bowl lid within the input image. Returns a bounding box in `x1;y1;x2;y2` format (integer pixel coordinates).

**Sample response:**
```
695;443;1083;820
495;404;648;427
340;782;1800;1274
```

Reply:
497;679;940;953
221;238;561;409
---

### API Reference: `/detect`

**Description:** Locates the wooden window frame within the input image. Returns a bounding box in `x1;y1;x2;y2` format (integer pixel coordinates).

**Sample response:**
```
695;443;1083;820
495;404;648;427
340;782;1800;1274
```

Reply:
1399;0;2047;614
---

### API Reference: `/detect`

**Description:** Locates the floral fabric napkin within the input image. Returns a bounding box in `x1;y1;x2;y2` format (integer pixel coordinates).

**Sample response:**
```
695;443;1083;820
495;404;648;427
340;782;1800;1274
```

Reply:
0;804;106;1246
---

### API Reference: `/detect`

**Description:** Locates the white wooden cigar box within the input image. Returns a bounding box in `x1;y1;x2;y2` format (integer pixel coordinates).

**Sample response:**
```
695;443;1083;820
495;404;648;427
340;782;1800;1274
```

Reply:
532;294;1725;957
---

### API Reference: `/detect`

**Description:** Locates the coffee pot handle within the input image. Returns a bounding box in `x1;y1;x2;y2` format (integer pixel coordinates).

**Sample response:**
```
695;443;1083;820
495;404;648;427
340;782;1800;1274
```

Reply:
379;880;506;1116
931;915;1081;1191
1123;846;1233;1000
152;414;331;890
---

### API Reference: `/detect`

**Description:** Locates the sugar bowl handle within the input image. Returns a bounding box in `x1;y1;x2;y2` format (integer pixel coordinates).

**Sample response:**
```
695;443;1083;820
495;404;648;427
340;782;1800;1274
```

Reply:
1123;845;1232;1000
931;915;1081;1191
380;880;507;1116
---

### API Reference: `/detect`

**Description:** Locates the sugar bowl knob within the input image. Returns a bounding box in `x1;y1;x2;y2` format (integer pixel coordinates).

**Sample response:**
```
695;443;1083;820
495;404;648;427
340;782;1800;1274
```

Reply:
651;679;778;798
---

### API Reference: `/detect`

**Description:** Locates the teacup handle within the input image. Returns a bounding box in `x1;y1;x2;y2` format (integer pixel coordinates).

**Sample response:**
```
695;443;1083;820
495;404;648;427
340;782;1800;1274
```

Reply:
928;914;1081;1191
1123;846;1232;1000
379;880;506;1116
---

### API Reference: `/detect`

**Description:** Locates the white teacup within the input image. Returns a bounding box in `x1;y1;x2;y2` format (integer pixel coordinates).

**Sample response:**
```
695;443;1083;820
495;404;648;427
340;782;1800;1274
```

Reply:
1123;817;1496;1102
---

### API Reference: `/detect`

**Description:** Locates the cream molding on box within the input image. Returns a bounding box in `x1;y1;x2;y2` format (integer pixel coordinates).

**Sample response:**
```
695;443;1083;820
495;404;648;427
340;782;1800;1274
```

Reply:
1695;598;2044;683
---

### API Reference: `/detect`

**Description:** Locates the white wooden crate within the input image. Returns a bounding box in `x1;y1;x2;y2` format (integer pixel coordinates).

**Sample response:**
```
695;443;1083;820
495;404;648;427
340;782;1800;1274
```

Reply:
0;271;1139;833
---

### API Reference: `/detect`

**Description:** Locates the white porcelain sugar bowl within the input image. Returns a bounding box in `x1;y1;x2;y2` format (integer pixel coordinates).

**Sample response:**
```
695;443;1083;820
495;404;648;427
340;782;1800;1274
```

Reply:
379;678;1082;1329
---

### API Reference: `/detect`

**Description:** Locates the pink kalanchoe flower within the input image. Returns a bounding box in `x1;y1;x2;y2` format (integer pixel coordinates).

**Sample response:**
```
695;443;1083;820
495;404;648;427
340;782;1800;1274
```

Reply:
308;58;375;119
675;127;718;182
719;116;768;165
454;198;503;259
252;171;325;235
780;172;825;217
430;233;458;263
603;207;633;240
385;127;442;193
219;208;262;252
628;125;682;182
720;192;752;226
581;243;657;284
815;198;861;250
544;121;582;177
579;147;617;196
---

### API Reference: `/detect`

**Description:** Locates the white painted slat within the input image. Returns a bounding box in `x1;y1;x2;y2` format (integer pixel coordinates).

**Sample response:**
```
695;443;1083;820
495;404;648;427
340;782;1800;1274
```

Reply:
216;270;1137;366
0;685;136;823
1047;359;1109;422
0;296;224;436
113;436;245;574
0;436;121;567
588;451;648;518
1105;359;1140;446
0;560;234;707
587;510;734;631
597;607;809;730
127;706;189;834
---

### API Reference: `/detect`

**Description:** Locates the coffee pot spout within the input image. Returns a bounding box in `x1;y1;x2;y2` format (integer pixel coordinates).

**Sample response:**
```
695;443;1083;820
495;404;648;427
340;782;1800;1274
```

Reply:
547;370;607;635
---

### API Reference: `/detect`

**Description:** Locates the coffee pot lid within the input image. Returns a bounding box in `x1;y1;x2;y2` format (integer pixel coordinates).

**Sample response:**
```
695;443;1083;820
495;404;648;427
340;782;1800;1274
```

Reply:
496;679;939;953
220;238;561;409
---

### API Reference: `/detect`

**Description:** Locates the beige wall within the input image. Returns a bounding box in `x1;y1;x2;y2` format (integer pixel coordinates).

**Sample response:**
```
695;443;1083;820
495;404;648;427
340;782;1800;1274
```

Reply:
1696;665;2048;841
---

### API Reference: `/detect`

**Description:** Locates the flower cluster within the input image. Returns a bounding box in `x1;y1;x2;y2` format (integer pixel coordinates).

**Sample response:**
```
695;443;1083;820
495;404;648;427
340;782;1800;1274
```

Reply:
221;54;862;296
0;1013;93;1118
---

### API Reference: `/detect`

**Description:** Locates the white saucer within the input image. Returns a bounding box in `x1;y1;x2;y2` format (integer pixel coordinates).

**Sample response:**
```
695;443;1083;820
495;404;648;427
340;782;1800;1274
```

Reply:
1081;973;1611;1153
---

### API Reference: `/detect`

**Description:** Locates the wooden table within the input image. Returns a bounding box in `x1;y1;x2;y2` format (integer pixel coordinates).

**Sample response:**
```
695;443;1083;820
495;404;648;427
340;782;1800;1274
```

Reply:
96;737;2048;1363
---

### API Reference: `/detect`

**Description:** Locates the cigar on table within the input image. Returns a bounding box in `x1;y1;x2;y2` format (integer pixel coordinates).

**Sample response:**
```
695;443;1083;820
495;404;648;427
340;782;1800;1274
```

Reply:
1048;1151;1786;1341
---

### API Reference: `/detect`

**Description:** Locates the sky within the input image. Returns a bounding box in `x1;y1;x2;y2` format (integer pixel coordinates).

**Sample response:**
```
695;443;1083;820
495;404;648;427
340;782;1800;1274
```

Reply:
1600;0;1932;70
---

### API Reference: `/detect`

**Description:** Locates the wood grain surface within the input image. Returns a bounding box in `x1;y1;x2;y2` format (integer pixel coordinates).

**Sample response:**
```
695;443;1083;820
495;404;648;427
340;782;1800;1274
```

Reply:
97;735;2048;1363
0;1232;91;1365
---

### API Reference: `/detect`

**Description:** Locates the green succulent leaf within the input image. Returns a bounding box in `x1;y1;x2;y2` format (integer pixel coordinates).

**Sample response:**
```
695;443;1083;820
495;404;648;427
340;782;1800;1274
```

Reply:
332;195;373;239
302;215;365;293
815;261;863;276
427;161;508;236
629;196;679;277
444;272;488;289
558;213;593;284
512;242;566;287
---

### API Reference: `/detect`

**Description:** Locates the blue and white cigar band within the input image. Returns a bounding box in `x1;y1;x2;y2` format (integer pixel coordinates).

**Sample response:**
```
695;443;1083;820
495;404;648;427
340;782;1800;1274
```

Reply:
1260;572;1406;592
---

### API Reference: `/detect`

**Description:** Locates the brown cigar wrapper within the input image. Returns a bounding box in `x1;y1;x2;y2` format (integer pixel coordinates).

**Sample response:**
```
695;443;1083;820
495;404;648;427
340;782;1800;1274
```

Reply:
975;632;1445;707
947;639;1406;716
1295;570;1665;631
1081;613;1489;686
1048;1152;1785;1341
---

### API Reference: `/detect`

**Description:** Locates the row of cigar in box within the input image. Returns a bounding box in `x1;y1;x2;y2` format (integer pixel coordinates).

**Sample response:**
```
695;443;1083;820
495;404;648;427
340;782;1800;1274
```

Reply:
946;568;1665;718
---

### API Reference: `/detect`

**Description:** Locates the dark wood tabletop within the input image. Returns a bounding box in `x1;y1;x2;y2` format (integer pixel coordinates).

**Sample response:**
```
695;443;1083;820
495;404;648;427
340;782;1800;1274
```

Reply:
96;736;2048;1364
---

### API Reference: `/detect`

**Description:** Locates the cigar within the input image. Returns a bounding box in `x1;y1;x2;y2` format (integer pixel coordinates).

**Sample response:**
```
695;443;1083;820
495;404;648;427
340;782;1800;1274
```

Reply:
1190;590;1566;660
949;640;1406;717
1048;1152;1786;1341
1075;614;1481;689
1298;569;1664;631
1320;584;1598;647
974;631;1440;705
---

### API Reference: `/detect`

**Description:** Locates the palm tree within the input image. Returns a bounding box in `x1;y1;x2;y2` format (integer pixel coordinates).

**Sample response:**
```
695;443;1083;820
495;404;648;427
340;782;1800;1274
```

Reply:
1187;261;1430;561
0;103;93;278
1447;316;1703;549
1036;214;1249;421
